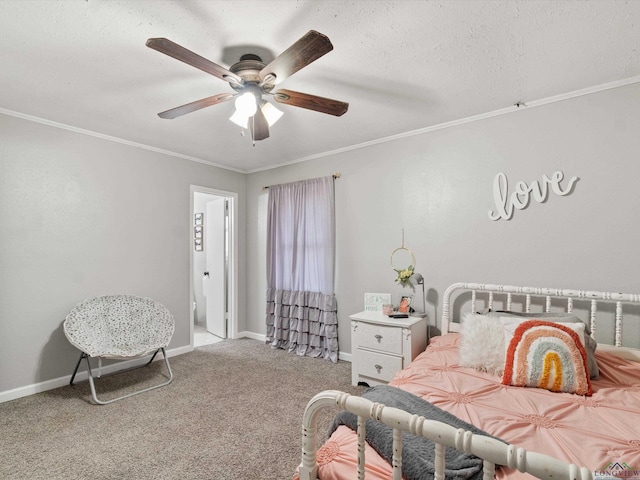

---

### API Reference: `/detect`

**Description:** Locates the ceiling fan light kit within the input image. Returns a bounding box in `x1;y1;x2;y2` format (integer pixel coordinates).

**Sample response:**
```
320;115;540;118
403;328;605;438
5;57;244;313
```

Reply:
229;98;282;130
259;100;284;126
229;108;250;129
146;30;348;144
234;89;259;117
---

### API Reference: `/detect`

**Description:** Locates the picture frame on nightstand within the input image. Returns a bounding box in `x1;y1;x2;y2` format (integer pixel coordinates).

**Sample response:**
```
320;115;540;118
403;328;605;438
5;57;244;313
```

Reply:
398;295;412;313
364;293;392;312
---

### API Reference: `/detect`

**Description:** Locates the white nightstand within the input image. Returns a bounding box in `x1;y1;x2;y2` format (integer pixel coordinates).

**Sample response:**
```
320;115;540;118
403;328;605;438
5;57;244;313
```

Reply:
350;311;428;387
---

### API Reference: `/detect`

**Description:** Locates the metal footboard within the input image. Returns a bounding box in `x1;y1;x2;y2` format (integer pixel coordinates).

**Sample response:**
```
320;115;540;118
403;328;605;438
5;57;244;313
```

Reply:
298;390;593;480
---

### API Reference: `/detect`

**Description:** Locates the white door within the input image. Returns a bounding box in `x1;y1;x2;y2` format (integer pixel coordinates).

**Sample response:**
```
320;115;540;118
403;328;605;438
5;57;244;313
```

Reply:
205;198;227;338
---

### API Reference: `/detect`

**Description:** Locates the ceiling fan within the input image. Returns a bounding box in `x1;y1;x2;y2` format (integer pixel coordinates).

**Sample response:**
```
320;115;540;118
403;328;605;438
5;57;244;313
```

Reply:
146;30;349;142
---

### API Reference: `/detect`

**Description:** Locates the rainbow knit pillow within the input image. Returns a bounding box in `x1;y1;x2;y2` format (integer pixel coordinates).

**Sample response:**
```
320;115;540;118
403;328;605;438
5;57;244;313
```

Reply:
502;320;593;396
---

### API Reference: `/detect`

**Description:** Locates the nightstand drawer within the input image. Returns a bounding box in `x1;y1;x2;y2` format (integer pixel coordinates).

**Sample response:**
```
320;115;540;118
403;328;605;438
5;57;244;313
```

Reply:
357;349;403;382
355;322;403;355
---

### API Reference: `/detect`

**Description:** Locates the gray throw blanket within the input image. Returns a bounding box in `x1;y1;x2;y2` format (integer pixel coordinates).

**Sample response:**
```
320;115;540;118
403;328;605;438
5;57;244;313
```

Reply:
329;386;506;480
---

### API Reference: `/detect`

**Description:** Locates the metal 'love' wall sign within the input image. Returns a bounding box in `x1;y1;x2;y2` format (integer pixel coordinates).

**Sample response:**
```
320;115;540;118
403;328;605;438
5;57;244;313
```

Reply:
488;171;579;221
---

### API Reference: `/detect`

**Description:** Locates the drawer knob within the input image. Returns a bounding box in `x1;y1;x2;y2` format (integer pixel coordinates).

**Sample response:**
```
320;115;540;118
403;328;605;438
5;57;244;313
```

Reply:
374;334;383;342
375;364;383;373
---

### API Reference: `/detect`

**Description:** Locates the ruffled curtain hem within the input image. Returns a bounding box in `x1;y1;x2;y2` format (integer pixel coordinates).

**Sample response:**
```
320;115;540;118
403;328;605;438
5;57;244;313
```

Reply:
265;288;339;363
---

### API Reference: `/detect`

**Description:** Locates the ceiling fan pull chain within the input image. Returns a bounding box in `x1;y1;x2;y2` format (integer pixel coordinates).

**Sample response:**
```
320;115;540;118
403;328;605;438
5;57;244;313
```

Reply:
251;116;256;147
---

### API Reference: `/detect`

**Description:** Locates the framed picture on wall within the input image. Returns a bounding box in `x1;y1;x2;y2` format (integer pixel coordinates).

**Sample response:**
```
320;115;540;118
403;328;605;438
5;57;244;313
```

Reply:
194;225;203;239
194;212;203;225
194;238;203;251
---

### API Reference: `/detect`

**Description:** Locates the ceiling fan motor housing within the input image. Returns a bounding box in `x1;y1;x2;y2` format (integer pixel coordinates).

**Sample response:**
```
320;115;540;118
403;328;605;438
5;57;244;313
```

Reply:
229;54;274;92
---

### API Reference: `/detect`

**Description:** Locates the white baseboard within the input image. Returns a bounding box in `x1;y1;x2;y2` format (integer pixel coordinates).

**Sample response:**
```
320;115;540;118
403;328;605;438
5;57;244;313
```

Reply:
236;330;266;342
338;351;352;362
0;344;192;404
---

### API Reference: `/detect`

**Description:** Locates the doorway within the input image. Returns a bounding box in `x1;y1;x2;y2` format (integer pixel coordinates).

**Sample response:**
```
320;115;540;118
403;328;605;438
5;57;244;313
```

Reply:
190;186;237;347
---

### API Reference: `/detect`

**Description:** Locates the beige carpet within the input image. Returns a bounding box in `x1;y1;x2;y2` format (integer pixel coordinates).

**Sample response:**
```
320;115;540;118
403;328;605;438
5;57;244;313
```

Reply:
0;338;364;480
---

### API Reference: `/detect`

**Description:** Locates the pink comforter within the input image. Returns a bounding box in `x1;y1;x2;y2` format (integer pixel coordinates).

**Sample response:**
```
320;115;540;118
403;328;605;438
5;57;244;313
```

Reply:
316;334;640;480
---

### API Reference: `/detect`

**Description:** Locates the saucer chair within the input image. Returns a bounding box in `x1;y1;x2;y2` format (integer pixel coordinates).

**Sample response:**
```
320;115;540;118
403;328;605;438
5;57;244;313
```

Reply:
64;294;175;405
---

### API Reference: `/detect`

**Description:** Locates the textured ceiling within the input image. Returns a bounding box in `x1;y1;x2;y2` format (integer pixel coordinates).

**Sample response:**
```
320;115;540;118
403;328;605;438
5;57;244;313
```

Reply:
1;0;639;173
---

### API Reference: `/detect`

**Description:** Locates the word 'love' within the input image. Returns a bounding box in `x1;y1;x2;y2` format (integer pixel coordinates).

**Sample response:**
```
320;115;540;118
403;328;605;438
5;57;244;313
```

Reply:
488;171;578;221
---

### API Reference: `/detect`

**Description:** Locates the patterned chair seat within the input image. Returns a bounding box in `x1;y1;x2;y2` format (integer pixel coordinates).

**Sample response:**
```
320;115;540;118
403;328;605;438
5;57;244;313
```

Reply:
64;294;175;404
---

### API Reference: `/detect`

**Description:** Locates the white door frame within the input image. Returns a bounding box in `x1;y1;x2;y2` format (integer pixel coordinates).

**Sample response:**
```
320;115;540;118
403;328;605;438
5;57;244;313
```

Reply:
189;185;238;346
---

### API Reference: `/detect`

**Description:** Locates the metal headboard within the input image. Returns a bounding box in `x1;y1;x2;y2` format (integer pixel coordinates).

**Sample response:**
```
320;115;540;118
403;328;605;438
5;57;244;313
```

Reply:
441;282;640;347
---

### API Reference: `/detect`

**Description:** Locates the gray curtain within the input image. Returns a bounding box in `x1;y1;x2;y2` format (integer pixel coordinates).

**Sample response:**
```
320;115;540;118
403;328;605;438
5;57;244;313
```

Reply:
265;176;338;362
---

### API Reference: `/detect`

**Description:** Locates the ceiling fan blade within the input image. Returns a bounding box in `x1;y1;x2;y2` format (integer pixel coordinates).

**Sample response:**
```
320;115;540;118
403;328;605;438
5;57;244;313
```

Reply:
158;93;235;119
259;30;333;85
273;89;348;117
250;108;270;141
146;38;243;86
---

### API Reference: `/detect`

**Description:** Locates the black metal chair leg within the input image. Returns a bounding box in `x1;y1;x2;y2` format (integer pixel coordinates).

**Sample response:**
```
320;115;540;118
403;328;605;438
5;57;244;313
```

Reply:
146;349;159;365
69;352;86;385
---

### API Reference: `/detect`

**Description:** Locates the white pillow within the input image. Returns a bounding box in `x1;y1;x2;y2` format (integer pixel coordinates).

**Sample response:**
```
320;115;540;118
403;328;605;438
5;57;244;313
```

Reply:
458;313;506;376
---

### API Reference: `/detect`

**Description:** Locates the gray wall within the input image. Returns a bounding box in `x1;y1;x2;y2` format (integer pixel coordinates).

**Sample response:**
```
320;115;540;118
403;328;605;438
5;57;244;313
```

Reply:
2;80;639;399
246;81;640;355
0;114;246;395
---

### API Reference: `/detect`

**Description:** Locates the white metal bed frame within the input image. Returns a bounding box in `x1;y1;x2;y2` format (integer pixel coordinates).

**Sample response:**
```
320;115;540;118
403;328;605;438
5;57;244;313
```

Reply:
299;282;640;480
442;282;640;346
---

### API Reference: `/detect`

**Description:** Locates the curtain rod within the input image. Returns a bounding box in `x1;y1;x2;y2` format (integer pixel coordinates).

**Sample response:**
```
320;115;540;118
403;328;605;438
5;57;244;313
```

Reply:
262;172;341;190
